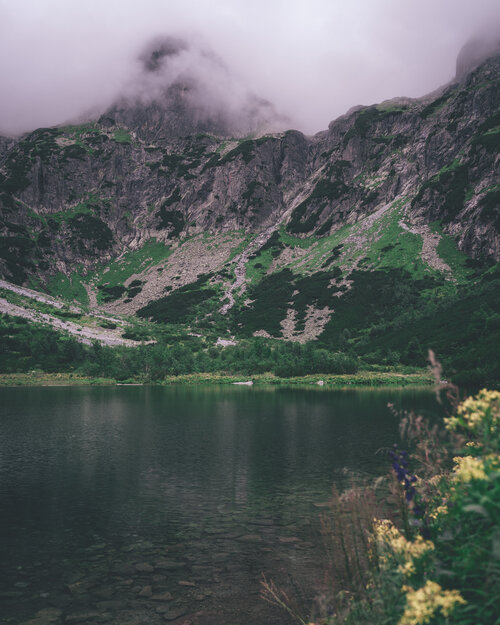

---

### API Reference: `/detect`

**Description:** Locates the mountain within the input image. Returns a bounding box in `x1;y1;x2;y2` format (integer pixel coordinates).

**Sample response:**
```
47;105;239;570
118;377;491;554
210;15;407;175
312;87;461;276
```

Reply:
0;40;499;382
104;35;289;141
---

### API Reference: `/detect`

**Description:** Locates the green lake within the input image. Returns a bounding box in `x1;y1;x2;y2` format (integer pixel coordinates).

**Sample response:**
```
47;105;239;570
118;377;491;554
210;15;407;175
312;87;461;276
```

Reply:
0;386;441;624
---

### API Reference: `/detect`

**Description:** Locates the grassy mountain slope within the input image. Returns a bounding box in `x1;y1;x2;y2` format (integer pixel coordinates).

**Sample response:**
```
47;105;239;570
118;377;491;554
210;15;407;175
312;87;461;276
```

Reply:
0;54;498;383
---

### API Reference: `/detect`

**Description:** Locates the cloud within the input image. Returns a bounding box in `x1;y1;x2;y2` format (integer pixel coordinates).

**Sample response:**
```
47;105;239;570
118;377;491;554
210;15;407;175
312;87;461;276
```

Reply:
0;0;499;136
108;35;290;138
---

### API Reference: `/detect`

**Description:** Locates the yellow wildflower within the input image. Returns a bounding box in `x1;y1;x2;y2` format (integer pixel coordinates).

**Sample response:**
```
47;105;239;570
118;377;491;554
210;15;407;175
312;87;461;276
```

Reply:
427;474;443;487
399;581;466;625
373;518;401;540
453;455;488;482
372;519;434;577
399;560;416;576
428;504;448;521
446;389;500;438
452;454;500;482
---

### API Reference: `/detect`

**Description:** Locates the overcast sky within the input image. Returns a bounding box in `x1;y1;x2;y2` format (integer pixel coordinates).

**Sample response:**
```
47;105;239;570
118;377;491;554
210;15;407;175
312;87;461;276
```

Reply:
0;0;499;136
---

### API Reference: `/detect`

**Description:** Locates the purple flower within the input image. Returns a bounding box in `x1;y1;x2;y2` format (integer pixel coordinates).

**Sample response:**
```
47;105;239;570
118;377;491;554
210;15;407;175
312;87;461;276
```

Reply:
389;445;425;525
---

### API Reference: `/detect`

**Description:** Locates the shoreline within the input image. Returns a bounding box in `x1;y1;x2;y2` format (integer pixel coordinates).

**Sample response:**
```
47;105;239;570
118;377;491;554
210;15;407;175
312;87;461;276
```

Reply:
0;370;434;388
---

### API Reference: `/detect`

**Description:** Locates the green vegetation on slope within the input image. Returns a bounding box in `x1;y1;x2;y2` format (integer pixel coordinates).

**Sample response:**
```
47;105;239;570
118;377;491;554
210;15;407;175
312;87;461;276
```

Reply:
91;239;172;304
233;267;342;337
0;313;360;380
351;265;500;385
136;272;218;324
9;188;492;388
45;271;89;306
225;209;499;385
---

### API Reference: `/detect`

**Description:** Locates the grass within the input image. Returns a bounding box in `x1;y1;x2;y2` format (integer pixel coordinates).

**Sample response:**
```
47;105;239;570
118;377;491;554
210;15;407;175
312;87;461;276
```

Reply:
245;249;276;284
278;226;318;249
0;372;118;386
327;205;400;272
430;223;474;283
366;208;426;276
113;129;132;144
95;239;172;288
43;205;93;225
45;194;108;225
0;370;433;388
61;123;100;137
233;198;461;339
0;287;82;320
226;232;257;261
59;123;103;156
280;224;353;274
45;270;89;307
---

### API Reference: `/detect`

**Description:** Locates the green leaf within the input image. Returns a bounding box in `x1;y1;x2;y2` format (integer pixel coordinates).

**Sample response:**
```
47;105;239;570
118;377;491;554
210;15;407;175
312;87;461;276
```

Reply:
463;503;490;518
492;530;500;560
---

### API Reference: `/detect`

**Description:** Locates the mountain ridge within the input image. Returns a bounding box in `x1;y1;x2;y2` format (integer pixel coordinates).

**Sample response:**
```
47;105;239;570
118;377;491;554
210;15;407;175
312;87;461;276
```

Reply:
0;47;498;381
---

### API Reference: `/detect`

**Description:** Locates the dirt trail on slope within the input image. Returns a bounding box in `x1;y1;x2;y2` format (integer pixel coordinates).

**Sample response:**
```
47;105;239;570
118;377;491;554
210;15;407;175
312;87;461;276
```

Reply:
0;279;136;346
0;279;79;311
0;298;136;346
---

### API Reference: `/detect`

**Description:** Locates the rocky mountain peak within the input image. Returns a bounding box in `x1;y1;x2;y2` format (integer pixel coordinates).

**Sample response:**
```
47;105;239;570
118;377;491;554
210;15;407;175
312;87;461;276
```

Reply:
139;36;189;73
105;35;288;140
456;30;500;80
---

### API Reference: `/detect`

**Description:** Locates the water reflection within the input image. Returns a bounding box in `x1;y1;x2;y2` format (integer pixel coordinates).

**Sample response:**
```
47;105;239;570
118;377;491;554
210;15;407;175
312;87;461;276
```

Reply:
0;386;440;624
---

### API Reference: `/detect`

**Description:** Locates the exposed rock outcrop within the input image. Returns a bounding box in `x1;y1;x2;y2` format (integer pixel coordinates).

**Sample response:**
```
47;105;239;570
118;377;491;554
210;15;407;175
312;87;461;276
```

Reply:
0;43;498;291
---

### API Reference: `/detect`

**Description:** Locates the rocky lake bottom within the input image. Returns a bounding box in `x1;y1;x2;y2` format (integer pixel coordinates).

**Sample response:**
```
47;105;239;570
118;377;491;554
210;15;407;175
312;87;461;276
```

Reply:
0;386;441;624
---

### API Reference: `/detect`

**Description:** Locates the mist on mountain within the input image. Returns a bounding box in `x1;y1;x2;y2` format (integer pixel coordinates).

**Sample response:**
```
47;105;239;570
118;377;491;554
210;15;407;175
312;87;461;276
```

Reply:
1;0;500;136
106;36;290;139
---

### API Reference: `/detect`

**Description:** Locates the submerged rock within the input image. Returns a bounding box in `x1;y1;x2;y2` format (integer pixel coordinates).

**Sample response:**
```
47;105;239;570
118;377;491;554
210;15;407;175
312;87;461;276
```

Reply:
138;585;153;597
135;562;155;573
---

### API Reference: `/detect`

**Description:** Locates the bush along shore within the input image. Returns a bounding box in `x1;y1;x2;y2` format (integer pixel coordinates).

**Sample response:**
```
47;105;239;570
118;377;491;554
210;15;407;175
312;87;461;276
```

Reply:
263;384;500;625
0;312;435;386
0;370;433;388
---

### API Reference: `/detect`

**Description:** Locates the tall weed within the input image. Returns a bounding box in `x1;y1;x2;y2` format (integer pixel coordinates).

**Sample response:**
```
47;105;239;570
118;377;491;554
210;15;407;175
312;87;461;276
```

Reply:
264;355;500;625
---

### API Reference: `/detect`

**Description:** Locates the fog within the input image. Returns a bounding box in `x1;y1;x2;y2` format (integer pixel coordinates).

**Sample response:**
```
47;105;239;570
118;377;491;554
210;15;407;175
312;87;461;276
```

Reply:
0;0;499;136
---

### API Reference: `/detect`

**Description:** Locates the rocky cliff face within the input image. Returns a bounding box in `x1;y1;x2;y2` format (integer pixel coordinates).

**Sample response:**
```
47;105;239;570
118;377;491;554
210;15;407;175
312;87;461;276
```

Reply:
0;47;498;345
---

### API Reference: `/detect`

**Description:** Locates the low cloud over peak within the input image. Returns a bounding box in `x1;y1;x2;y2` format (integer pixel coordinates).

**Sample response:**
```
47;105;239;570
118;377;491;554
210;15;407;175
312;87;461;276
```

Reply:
456;27;500;79
0;0;499;137
139;36;189;74
106;34;290;139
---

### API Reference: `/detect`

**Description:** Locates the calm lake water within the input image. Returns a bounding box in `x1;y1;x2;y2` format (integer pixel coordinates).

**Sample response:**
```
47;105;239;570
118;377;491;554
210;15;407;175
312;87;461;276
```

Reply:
0;385;441;625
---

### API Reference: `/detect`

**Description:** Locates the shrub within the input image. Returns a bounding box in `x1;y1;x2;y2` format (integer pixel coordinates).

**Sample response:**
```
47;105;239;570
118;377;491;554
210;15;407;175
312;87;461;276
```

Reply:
271;387;500;625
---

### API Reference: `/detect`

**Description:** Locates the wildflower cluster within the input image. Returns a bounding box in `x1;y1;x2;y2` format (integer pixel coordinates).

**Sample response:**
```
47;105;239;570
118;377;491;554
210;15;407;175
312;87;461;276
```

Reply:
372;519;434;578
399;581;466;625
373;390;498;625
389;445;424;522
428;504;447;521
445;388;500;449
295;390;499;625
452;454;488;482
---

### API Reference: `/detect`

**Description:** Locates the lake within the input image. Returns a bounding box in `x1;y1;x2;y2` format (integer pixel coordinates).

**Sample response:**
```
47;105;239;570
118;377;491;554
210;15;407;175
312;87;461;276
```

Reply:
0;385;441;624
